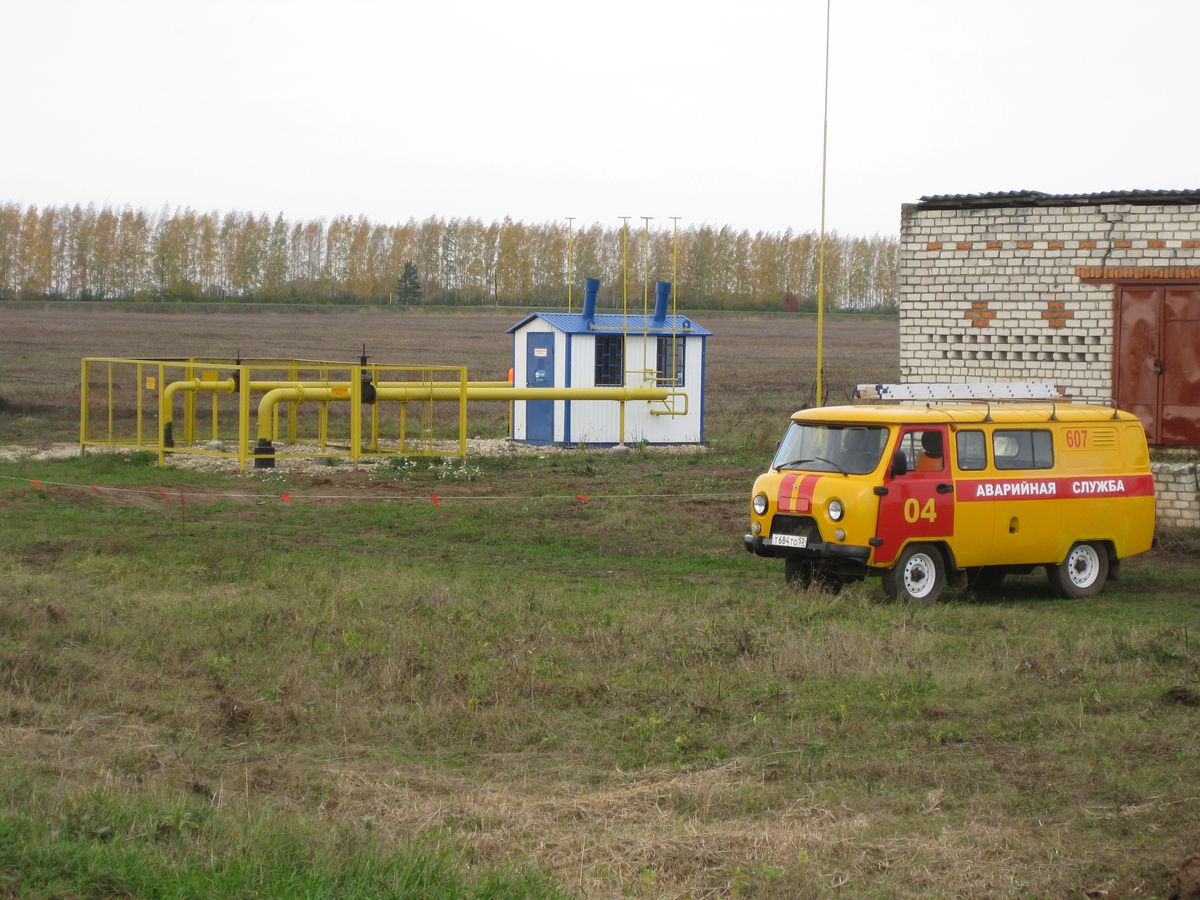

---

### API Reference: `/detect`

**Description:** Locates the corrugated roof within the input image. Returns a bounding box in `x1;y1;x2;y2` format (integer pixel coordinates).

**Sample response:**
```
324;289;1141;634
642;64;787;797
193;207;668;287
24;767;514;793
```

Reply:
506;312;712;336
915;189;1200;209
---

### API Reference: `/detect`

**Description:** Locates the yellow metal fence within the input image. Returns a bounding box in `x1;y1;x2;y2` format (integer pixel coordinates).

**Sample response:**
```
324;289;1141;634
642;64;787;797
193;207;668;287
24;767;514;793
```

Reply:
80;357;470;469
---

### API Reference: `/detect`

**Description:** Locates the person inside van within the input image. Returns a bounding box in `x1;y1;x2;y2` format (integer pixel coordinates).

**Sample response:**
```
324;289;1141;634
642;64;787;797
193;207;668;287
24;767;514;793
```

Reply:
842;428;876;473
916;430;944;471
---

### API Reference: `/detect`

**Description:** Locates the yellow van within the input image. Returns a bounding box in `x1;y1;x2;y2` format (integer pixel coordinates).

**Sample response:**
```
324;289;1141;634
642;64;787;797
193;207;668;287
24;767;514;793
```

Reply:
743;384;1156;602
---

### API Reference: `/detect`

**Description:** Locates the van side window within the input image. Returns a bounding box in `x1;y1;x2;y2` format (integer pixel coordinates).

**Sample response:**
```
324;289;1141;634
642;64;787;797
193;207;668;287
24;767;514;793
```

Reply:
992;429;1054;470
956;430;986;471
897;429;944;472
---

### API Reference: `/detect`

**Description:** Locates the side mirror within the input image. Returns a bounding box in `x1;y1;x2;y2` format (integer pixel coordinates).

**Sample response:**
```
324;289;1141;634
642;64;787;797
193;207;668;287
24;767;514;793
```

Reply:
890;450;908;478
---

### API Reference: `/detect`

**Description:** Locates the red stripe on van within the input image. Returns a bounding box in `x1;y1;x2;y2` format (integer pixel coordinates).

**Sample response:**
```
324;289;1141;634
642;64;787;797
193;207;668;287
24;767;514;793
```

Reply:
956;474;1154;502
777;474;821;513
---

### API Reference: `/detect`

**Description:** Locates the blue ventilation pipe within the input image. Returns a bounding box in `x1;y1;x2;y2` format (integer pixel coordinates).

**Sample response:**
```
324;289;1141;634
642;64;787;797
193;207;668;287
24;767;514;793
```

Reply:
653;281;672;326
583;277;600;324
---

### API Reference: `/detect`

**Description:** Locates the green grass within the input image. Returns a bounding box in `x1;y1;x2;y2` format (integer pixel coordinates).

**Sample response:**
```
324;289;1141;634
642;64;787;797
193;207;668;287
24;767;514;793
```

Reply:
1;452;1198;897
0;774;563;899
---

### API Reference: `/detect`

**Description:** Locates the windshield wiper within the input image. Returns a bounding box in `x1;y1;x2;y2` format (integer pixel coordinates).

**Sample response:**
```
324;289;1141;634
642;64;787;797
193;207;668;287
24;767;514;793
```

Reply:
776;456;847;475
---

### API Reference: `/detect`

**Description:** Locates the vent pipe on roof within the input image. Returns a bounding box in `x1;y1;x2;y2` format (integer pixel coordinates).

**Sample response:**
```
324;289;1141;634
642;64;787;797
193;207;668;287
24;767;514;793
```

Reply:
653;281;671;326
583;277;599;325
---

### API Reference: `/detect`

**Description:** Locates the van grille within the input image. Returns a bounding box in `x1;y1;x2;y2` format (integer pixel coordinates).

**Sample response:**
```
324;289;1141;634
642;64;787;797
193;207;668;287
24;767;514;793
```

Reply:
770;515;823;542
1088;428;1117;450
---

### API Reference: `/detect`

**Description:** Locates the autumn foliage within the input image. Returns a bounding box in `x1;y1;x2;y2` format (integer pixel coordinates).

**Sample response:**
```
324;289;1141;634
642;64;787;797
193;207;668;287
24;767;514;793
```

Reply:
0;202;897;311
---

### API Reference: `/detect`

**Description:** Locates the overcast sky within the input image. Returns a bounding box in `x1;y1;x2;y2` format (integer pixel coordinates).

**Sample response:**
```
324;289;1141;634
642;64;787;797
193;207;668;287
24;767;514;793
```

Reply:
2;0;1196;237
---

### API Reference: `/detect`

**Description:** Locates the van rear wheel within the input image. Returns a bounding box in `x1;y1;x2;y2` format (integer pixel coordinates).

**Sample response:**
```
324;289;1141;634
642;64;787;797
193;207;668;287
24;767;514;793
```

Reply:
883;544;946;605
1048;541;1109;598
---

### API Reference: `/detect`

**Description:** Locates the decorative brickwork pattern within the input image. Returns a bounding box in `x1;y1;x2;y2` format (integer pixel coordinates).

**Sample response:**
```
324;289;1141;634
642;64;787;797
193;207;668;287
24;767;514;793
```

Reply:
899;202;1200;402
1077;266;1200;281
964;302;994;328
1041;301;1073;328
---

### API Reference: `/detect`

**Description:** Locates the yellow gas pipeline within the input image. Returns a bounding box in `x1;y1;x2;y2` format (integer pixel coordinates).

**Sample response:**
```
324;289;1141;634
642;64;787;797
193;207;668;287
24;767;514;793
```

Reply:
255;384;670;440
160;377;512;445
160;374;670;466
251;383;670;466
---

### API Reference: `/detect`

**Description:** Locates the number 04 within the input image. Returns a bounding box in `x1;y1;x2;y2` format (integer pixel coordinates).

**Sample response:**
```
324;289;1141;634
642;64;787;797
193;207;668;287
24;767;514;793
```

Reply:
903;497;938;523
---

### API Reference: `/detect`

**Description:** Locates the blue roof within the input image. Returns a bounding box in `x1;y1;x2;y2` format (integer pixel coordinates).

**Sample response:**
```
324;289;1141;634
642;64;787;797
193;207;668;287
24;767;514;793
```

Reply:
506;312;711;336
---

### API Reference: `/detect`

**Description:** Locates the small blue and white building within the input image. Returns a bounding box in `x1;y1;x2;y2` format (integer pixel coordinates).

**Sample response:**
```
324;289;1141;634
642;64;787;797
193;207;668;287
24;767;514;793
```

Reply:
507;278;710;445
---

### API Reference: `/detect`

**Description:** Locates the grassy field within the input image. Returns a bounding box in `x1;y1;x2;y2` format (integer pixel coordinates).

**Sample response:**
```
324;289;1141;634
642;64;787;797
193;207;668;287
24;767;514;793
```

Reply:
1;304;1198;897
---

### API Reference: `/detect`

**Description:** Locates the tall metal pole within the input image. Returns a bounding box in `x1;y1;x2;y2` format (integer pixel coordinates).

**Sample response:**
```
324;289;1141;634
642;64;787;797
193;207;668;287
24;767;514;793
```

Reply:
814;0;831;406
620;217;630;328
669;216;680;318
566;216;575;312
641;217;653;377
641;217;652;319
670;216;681;386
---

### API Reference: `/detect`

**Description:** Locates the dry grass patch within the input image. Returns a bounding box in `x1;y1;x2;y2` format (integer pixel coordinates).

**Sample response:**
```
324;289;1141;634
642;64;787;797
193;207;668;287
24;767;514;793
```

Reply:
335;760;865;896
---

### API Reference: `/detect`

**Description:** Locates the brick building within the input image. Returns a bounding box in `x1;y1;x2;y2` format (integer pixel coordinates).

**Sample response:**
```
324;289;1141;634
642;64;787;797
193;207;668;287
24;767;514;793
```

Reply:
898;190;1200;446
897;190;1200;527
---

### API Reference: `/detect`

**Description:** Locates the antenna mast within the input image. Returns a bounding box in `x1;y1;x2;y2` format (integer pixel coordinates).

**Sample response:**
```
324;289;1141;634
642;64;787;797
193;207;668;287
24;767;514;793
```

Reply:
814;0;832;405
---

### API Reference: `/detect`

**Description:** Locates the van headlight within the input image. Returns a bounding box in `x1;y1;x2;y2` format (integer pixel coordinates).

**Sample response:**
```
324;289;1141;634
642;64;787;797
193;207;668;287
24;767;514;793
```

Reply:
827;498;844;521
752;493;768;515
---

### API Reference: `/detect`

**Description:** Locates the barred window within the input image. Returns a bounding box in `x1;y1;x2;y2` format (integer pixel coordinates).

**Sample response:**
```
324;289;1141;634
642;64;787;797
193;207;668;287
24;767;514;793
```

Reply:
656;336;685;387
595;335;624;386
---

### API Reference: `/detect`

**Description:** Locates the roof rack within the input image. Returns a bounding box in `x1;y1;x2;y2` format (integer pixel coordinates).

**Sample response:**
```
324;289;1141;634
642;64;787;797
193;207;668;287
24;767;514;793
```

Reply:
853;383;1070;402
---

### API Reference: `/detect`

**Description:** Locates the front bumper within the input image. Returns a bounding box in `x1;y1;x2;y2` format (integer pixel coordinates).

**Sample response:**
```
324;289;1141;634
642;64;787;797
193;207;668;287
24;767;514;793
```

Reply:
743;533;870;564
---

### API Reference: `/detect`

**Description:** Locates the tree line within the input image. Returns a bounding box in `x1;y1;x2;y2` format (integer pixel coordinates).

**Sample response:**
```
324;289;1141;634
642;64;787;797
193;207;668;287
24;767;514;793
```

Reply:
0;202;898;312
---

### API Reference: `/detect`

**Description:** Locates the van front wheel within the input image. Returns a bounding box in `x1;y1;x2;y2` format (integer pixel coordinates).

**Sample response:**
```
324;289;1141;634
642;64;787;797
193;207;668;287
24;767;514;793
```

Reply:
883;544;946;605
1049;541;1109;598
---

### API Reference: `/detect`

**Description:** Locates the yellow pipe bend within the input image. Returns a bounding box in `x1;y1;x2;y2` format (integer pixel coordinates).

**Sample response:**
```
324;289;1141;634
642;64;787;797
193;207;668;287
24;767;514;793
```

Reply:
257;386;339;441
162;378;236;426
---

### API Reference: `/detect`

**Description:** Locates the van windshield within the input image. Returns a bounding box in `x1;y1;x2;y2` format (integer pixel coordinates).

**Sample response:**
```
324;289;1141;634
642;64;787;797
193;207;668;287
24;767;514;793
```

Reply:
772;423;890;475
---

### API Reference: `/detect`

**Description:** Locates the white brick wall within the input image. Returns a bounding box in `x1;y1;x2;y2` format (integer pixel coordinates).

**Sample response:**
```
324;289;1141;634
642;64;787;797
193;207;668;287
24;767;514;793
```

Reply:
898;202;1200;403
1152;463;1200;528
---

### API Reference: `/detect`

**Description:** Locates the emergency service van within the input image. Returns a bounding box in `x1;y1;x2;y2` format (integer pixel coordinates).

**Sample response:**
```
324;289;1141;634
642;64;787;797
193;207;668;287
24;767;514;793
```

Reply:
743;383;1156;603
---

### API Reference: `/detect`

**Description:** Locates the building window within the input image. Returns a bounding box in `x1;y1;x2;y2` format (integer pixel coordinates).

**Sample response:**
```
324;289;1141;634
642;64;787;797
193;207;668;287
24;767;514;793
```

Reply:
656;336;685;387
992;429;1054;470
595;335;624;386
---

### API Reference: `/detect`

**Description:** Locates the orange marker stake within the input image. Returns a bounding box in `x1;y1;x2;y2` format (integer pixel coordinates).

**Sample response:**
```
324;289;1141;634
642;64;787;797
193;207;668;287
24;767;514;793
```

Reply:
431;495;440;508
281;494;292;503
90;485;102;494
576;495;589;502
29;480;42;487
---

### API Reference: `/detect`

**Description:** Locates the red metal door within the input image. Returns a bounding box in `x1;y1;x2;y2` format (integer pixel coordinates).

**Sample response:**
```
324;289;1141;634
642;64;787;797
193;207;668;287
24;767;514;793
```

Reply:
1163;288;1200;443
1116;285;1200;445
873;426;955;566
1115;286;1162;443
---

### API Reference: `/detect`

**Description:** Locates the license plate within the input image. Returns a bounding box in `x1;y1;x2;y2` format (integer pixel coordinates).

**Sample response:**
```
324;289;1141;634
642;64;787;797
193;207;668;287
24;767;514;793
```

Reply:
770;533;807;549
